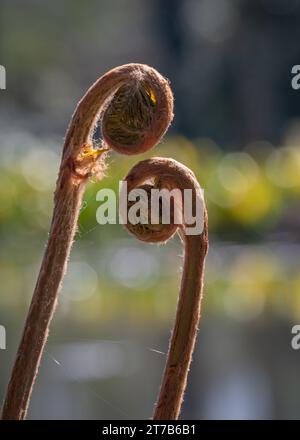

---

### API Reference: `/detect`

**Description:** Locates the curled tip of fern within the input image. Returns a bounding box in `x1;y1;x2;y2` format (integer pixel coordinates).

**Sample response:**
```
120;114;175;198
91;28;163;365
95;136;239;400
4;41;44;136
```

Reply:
63;64;174;183
101;64;174;155
125;183;178;243
122;157;206;244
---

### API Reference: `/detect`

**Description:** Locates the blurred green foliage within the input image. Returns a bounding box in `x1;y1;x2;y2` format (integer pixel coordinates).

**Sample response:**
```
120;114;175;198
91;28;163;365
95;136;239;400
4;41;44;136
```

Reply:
1;135;300;330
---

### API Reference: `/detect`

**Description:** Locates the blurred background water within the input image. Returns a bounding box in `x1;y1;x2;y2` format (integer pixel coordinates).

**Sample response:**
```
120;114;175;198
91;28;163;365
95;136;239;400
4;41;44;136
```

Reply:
1;0;300;419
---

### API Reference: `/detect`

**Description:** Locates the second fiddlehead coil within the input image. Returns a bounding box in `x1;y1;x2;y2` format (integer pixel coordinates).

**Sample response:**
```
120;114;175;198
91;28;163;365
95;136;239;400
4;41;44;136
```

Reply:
122;157;209;419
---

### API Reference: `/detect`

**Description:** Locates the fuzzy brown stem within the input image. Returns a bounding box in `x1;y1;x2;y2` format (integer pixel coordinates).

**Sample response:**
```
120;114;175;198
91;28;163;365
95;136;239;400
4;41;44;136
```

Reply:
153;229;208;420
1;170;85;420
